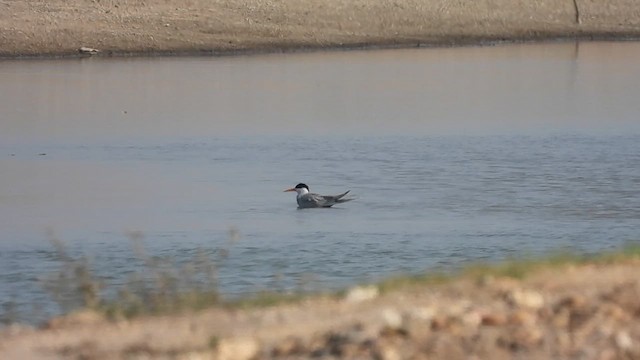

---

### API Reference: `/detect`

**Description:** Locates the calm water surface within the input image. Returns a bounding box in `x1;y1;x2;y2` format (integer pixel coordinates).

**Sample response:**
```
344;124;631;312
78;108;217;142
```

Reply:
1;42;639;324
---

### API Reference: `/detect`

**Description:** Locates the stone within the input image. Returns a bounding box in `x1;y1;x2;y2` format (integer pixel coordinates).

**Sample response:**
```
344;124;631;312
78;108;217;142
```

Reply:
499;326;543;350
555;294;587;311
381;308;403;329
217;337;259;360
461;311;482;328
271;336;304;356
601;303;629;321
431;315;451;330
552;308;570;328
508;289;545;309
78;46;100;55
378;344;401;360
509;310;537;326
407;306;436;322
176;351;212;360
615;331;633;351
480;313;507;326
344;285;379;303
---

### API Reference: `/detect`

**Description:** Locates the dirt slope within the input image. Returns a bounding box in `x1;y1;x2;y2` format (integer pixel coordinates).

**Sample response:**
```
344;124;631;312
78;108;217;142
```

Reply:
1;0;639;58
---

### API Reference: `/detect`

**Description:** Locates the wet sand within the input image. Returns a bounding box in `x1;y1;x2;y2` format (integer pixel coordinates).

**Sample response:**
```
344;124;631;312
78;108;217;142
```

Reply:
1;0;639;58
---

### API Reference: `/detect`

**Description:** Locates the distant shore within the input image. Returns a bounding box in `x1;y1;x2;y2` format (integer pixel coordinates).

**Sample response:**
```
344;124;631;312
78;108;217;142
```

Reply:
1;0;639;59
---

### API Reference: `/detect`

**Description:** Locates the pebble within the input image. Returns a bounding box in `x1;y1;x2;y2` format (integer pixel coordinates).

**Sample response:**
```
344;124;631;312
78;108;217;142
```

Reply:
378;345;401;360
344;285;379;303
601;303;629;321
175;351;211;360
615;330;633;350
271;337;302;356
480;313;507;326
501;326;543;349
555;294;587;310
508;289;545;309
509;309;537;326
407;306;436;322
217;337;259;360
431;315;450;330
552;308;570;328
461;311;482;328
598;349;617;360
78;46;99;54
381;308;403;329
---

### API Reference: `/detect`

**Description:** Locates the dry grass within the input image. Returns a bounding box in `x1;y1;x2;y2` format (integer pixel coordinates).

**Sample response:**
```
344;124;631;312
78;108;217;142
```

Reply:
38;233;226;321
32;238;640;325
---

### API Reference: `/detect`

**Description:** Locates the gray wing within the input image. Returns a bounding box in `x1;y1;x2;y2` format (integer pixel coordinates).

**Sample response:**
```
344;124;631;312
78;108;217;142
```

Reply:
298;191;352;208
298;193;332;208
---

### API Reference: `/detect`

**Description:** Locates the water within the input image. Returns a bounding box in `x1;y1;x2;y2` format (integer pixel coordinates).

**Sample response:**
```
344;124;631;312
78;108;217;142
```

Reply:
1;42;639;324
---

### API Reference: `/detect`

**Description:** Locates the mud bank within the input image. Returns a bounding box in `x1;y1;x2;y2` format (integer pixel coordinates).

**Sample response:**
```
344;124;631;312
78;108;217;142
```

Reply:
1;0;639;58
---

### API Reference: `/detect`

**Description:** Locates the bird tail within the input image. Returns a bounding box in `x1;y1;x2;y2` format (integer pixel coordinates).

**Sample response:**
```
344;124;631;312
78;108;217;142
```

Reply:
334;190;354;203
334;190;350;199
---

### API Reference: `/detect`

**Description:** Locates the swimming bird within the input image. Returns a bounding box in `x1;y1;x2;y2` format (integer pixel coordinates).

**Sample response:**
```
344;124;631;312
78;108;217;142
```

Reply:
284;183;354;208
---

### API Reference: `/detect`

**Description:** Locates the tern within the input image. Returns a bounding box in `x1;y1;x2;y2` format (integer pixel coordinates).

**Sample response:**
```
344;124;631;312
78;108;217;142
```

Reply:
284;183;354;208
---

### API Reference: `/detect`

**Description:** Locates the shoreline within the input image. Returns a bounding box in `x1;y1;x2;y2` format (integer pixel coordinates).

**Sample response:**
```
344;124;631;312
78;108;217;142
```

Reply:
1;0;639;60
2;254;640;359
4;33;640;61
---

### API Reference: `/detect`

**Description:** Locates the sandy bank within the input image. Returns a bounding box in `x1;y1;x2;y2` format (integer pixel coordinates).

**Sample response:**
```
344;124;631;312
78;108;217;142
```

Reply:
2;259;640;359
1;0;639;58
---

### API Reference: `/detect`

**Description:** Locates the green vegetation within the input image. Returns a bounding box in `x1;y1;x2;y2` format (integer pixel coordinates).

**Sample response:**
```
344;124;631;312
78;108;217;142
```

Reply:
463;244;640;280
377;244;640;293
377;272;453;294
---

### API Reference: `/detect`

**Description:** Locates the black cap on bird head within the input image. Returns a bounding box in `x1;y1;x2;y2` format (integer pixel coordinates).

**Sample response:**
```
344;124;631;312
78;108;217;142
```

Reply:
295;183;309;190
